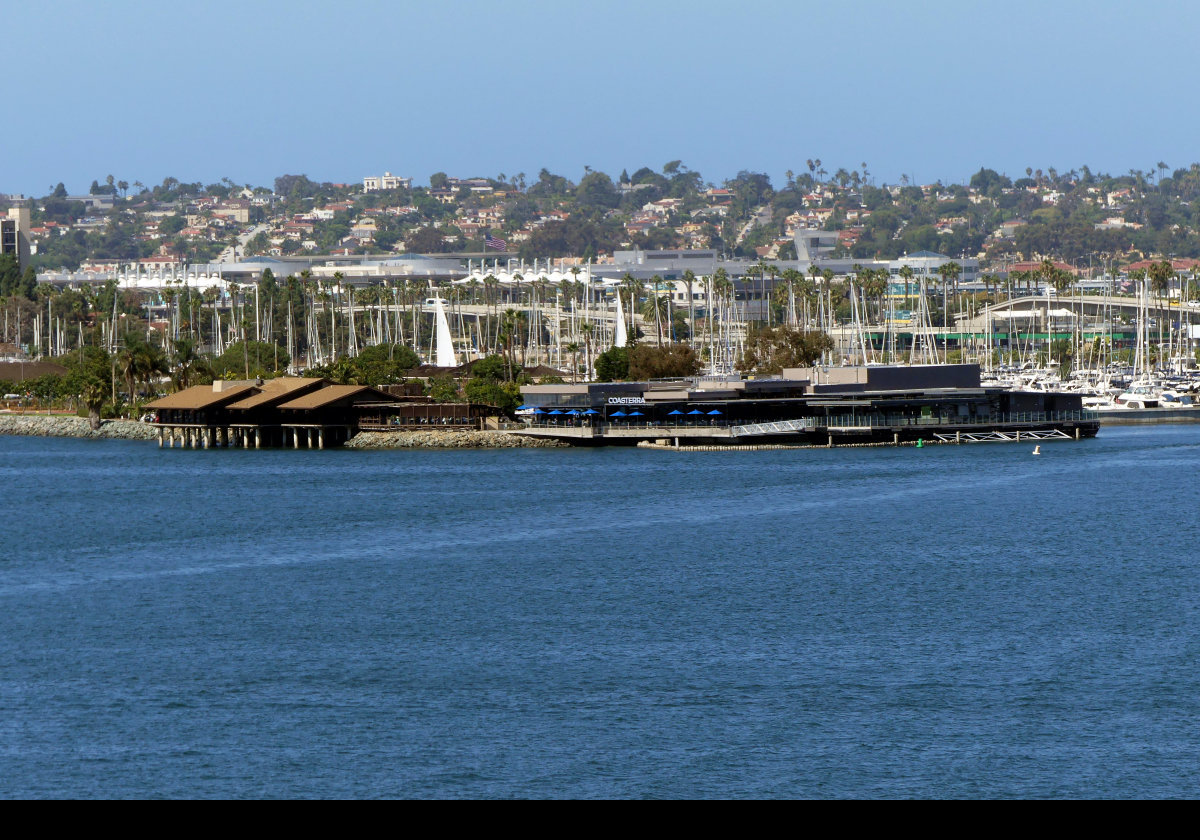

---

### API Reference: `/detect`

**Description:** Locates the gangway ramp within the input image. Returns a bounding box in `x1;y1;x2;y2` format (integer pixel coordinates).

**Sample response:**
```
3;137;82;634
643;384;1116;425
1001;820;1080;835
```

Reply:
731;418;816;438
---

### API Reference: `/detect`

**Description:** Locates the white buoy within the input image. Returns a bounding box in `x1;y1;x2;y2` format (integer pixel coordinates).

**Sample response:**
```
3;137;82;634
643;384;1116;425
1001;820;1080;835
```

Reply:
1032;445;1041;455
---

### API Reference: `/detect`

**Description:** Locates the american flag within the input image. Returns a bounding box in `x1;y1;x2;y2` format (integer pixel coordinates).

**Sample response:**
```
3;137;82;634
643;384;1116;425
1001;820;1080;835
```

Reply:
485;231;508;251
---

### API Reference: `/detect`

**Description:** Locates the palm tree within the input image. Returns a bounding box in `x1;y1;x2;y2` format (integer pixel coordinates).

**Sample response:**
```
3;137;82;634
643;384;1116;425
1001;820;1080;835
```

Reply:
647;274;666;344
1148;259;1174;357
332;271;347;357
565;341;580;384
118;333;168;407
936;261;962;353
580;322;594;381
898;265;915;312
640;293;670;345
863;269;888;324
797;272;817;328
765;263;781;326
778;268;799;327
171;337;212;390
682;269;697;349
712;267;734;372
532;275;552;365
117;335;140;404
82;376;107;430
1148;258;1173;300
1012;271;1032;300
621;273;643;340
481;273;499;353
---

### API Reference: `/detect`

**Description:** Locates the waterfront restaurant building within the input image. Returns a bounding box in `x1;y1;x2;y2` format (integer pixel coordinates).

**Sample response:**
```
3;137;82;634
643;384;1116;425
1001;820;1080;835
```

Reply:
517;364;1095;447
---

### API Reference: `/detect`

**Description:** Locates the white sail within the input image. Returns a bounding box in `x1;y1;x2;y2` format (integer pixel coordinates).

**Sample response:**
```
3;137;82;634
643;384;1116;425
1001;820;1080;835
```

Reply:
434;297;459;368
614;290;628;348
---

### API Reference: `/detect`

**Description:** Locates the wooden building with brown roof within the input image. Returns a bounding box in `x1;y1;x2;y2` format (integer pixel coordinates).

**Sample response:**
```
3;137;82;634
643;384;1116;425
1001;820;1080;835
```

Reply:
144;380;259;438
145;377;504;449
146;378;404;449
275;384;400;449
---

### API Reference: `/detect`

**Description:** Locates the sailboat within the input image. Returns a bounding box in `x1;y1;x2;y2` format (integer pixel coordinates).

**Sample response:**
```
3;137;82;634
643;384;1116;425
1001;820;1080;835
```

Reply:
614;289;628;348
434;297;459;368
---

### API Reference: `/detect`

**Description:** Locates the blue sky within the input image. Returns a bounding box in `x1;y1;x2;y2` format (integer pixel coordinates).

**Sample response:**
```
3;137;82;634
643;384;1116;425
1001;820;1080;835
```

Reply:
5;0;1197;196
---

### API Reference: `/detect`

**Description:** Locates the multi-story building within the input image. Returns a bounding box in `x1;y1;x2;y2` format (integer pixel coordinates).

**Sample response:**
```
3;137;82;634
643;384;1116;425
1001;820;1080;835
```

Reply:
362;172;412;192
2;200;32;266
889;250;980;287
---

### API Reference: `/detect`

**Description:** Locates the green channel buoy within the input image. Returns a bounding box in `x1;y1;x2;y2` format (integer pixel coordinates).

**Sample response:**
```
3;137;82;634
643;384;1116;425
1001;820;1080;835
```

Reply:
916;438;924;448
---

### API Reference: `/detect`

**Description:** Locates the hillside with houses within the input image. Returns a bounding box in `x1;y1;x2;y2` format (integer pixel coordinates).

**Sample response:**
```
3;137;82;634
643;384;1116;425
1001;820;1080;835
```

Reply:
9;161;1200;275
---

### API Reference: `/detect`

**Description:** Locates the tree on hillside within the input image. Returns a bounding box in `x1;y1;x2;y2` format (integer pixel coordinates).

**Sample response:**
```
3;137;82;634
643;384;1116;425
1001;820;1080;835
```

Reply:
405;226;448;253
575;172;619;212
159;215;185;235
526;168;572;198
970;168;1012;194
518;218;617;261
0;254;23;297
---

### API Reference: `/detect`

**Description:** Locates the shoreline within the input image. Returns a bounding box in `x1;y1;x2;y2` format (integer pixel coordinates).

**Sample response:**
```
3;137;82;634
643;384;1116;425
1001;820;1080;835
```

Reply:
0;413;564;448
345;430;566;449
6;410;1198;448
0;413;159;441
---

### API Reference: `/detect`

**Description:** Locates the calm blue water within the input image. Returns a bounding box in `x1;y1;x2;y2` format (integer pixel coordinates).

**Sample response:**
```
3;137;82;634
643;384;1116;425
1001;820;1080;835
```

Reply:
2;427;1200;798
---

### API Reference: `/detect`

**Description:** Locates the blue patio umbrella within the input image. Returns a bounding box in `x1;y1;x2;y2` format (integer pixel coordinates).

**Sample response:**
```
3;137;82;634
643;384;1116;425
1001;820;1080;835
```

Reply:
707;410;722;415
611;410;627;417
567;409;581;416
668;410;683;416
533;408;545;414
548;410;563;415
517;404;532;410
687;409;704;415
629;410;644;416
583;409;599;415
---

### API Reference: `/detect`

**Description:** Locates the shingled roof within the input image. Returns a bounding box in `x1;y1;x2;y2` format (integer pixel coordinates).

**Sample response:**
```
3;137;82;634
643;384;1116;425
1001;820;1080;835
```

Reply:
226;378;325;410
146;383;256;410
277;385;396;410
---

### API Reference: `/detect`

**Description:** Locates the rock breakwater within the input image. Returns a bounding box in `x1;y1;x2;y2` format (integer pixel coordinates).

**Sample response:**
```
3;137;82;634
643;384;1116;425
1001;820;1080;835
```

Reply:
346;429;565;449
0;414;561;448
0;413;158;441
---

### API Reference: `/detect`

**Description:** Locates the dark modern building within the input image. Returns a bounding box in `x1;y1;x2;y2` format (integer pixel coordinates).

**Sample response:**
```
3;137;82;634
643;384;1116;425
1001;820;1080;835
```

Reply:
517;364;1097;447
